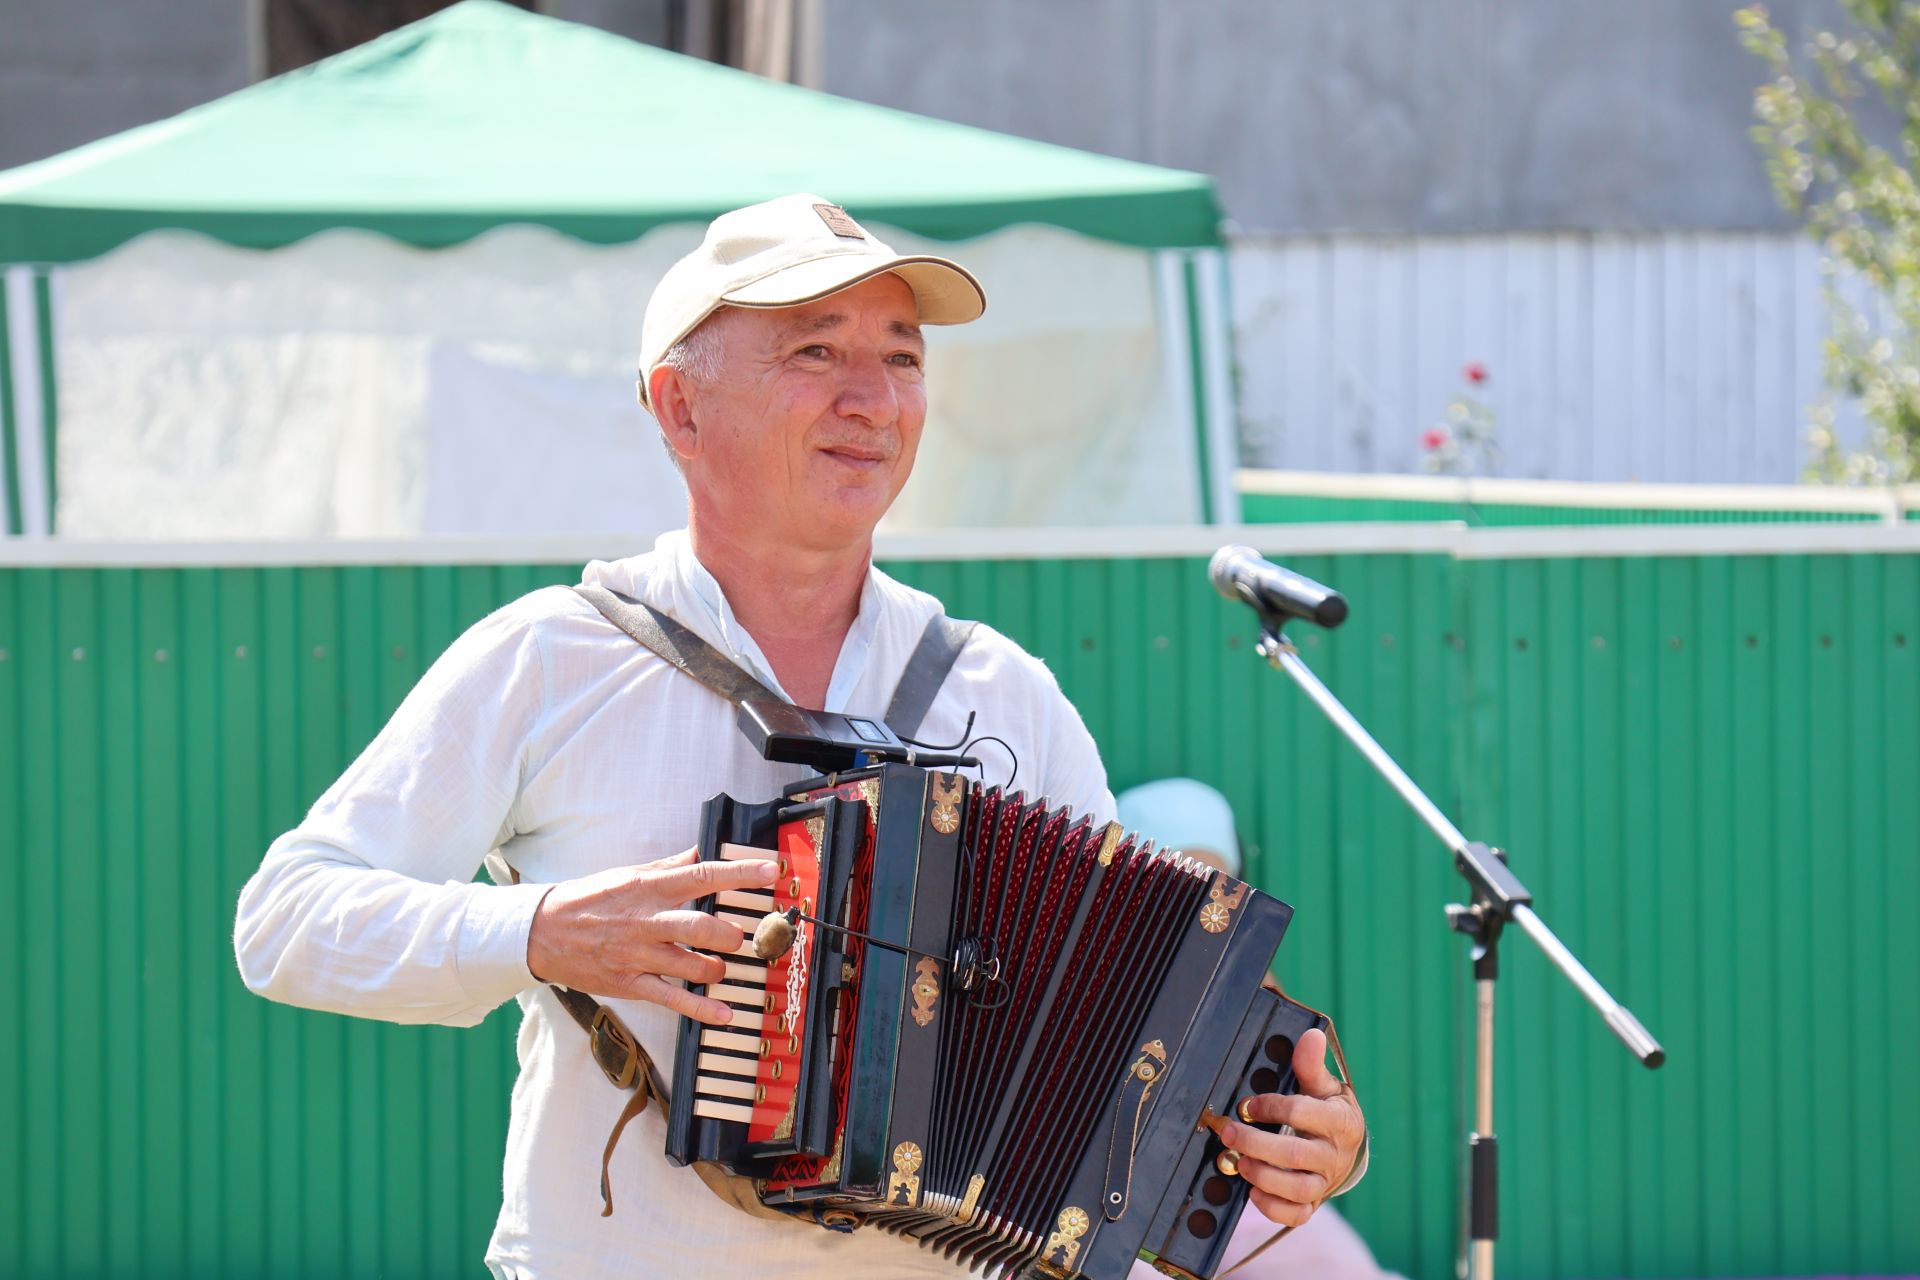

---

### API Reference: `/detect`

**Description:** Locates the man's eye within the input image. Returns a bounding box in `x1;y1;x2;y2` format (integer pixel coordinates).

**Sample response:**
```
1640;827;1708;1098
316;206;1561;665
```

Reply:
797;344;830;359
891;352;923;368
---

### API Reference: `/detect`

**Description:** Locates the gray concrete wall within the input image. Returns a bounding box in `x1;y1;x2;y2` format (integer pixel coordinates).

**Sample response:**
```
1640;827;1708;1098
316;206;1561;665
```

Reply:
0;1;1868;234
818;0;1855;236
0;0;252;170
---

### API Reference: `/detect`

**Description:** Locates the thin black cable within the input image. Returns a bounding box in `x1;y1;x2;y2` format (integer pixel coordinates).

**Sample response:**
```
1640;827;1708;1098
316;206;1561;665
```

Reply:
960;734;1018;790
897;709;976;753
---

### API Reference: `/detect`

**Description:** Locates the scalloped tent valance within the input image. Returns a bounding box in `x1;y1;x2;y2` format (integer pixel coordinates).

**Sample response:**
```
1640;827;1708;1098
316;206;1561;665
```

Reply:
0;0;1222;265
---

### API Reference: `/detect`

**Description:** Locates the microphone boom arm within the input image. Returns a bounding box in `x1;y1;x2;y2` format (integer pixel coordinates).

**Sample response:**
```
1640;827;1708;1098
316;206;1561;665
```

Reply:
1222;558;1667;1280
1255;628;1665;1066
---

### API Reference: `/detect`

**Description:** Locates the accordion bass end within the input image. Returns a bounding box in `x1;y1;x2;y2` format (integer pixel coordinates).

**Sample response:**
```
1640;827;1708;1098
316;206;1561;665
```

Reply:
665;763;1331;1280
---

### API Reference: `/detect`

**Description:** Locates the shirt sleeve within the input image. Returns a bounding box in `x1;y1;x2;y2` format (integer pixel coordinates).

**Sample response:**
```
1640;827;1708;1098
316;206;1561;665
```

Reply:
233;599;555;1027
996;640;1113;826
1036;678;1117;828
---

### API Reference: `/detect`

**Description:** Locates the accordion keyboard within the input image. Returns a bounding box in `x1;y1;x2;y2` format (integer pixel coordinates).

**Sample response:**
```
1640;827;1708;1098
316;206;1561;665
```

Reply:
689;868;777;1124
688;835;831;1143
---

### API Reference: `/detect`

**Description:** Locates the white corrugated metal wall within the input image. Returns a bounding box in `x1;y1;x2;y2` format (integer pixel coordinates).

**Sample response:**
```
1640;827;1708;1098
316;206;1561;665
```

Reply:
1230;231;1872;483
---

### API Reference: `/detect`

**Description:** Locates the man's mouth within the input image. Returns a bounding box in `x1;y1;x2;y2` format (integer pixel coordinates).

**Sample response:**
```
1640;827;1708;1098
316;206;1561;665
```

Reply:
819;445;889;472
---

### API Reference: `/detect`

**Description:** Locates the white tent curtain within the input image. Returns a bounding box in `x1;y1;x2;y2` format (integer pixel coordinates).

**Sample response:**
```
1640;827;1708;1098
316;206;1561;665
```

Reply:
48;221;1203;538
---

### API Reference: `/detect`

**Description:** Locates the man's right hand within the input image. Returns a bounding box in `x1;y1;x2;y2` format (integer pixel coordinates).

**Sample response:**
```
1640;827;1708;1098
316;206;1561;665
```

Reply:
525;847;777;1025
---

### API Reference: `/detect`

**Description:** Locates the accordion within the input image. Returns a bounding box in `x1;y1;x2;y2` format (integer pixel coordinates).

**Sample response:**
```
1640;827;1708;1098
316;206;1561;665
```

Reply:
665;762;1326;1280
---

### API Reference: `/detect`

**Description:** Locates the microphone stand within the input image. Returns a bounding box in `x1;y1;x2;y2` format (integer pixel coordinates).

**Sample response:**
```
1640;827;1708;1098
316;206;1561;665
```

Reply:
1244;613;1664;1280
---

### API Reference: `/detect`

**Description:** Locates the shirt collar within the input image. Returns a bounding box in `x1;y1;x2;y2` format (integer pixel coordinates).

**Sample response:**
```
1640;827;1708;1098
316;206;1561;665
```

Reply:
656;530;884;714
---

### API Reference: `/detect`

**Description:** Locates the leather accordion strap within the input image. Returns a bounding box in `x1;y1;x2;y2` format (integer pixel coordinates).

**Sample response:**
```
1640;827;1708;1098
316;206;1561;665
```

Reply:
573;583;782;705
887;614;978;740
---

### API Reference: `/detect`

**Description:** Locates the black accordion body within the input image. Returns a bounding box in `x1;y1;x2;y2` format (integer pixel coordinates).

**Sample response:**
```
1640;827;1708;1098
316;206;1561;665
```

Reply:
665;763;1327;1279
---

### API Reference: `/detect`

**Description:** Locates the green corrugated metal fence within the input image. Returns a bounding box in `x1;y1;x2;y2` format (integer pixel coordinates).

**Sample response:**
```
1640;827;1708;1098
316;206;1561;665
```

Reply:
2;546;1915;1279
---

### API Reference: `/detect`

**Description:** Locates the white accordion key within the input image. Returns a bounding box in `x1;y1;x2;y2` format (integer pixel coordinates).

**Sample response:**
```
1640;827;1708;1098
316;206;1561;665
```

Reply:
693;1098;756;1123
699;1075;757;1100
696;1050;759;1078
700;1029;761;1054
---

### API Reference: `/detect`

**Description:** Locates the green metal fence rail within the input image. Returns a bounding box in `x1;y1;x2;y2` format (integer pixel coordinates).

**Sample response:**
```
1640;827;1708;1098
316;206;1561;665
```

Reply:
2;529;1916;1280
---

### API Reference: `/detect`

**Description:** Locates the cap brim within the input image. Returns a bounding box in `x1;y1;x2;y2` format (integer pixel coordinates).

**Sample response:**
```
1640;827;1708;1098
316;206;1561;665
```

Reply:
721;254;986;325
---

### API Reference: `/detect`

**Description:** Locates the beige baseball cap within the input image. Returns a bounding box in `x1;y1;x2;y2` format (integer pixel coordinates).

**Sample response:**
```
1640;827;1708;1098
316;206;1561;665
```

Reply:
636;193;987;409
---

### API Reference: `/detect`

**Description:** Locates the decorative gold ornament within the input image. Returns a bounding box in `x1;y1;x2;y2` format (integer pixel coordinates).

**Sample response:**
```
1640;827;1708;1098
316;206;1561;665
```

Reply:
1043;1205;1091;1268
958;1174;985;1223
887;1141;923;1206
910;955;942;1027
1199;872;1247;934
930;772;964;835
1096;821;1125;867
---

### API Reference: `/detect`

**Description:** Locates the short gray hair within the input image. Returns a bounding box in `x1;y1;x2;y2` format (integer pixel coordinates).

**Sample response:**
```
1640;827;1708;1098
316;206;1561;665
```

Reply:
650;308;737;470
656;306;735;388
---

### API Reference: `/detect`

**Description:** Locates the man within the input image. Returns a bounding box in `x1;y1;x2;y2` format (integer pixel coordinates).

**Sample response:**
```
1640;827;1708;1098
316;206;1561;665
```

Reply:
235;194;1365;1279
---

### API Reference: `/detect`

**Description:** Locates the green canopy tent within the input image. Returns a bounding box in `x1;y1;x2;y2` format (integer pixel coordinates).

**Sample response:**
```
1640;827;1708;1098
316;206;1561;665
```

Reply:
0;0;1236;538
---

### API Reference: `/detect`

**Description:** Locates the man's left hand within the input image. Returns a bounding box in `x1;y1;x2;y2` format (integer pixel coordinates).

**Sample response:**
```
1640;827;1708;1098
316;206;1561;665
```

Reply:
1219;1027;1365;1228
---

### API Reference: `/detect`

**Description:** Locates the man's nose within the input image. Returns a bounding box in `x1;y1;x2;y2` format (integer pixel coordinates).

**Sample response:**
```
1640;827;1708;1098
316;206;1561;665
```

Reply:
834;351;898;426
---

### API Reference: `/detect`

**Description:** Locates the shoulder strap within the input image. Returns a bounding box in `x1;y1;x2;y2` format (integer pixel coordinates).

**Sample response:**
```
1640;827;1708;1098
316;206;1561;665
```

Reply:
578;582;974;743
886;614;977;739
573;583;782;705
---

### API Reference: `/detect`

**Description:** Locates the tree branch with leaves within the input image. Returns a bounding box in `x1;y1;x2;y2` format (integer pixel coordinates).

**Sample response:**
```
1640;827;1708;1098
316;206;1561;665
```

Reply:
1740;0;1920;482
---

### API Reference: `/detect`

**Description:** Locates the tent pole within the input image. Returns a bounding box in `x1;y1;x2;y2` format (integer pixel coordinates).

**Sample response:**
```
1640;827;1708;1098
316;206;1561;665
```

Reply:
1193;246;1240;526
0;273;18;536
3;266;48;537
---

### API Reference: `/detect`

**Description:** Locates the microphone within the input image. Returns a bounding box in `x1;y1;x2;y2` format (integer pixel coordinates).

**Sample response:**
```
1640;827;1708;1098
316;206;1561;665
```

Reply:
1209;545;1349;629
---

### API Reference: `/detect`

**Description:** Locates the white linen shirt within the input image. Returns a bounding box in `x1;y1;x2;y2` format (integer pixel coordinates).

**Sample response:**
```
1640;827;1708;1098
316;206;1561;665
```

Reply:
234;530;1115;1279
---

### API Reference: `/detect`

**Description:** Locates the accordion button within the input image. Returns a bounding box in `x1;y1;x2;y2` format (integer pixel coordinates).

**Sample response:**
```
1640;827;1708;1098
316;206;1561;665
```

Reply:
1215;1150;1242;1178
1237;1097;1258;1124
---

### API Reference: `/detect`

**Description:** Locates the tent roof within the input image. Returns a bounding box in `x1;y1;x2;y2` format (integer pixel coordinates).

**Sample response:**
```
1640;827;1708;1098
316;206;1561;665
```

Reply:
0;1;1222;264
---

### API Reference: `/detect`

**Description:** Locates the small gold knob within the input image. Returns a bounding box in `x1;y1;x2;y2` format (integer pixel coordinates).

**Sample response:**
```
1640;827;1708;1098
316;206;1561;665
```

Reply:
1216;1149;1241;1178
1237;1097;1258;1124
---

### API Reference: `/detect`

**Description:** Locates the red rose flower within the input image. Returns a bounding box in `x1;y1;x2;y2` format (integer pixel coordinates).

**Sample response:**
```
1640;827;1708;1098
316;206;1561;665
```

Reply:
1464;361;1488;385
1421;428;1448;451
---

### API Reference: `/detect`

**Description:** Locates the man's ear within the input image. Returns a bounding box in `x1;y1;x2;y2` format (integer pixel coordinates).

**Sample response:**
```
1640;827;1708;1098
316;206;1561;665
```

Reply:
650;365;702;464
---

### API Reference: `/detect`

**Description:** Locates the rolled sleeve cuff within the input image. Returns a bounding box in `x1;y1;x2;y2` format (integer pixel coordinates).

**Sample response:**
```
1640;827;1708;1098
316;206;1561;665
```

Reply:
453;881;552;1002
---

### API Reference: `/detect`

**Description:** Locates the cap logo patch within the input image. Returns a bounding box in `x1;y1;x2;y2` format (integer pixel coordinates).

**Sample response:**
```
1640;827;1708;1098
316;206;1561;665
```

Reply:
813;203;867;240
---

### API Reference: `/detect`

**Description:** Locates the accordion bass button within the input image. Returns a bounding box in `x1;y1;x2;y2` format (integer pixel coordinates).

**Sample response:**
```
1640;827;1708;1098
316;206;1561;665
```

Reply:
1236;1097;1258;1124
1215;1150;1242;1179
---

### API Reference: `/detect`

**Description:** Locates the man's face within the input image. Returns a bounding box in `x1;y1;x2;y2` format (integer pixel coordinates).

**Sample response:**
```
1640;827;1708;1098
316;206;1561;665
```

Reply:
672;272;927;551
